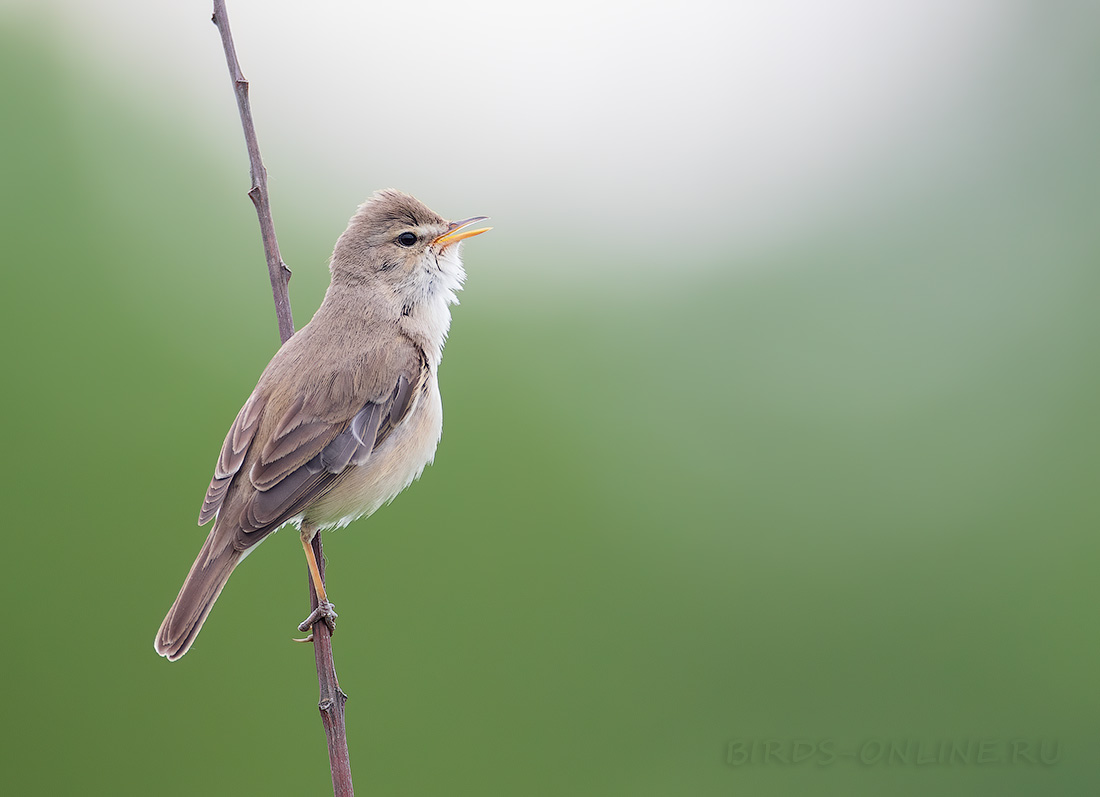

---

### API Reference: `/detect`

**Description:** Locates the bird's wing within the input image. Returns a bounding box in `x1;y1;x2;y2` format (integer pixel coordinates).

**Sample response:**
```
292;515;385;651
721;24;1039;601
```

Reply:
233;376;417;544
198;353;424;551
198;392;263;525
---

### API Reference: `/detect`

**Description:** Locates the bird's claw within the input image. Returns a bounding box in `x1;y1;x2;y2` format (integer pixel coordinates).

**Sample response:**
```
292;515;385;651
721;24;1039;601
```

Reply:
297;600;338;635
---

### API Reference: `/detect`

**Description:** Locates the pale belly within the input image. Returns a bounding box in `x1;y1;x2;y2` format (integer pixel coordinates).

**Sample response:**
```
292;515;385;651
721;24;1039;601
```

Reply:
304;374;444;530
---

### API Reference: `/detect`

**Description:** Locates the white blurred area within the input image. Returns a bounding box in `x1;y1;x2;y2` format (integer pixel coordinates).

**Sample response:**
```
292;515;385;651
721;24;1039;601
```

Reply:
9;0;1094;280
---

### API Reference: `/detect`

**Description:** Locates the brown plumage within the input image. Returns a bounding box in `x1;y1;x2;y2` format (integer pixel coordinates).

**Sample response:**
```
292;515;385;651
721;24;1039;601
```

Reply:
155;190;489;660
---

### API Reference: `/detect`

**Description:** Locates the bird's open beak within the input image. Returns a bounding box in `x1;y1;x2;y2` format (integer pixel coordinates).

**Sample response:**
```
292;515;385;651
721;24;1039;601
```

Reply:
434;216;492;246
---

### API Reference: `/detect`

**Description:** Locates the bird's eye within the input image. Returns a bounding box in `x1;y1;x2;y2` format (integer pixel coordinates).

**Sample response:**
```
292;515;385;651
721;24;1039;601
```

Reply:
396;232;418;248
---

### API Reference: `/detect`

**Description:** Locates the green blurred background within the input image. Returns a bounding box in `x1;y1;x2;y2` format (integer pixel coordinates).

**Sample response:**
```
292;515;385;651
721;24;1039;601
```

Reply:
3;1;1099;794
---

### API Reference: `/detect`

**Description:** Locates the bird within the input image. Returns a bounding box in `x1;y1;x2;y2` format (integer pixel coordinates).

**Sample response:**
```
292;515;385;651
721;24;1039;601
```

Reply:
155;189;490;661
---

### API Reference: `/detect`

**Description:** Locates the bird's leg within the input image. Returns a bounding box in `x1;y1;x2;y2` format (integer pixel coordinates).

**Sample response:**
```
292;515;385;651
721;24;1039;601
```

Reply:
295;523;338;639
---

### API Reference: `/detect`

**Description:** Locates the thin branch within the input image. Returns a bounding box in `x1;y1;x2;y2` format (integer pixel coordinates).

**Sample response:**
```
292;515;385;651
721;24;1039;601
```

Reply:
211;0;294;344
209;3;353;795
309;534;354;795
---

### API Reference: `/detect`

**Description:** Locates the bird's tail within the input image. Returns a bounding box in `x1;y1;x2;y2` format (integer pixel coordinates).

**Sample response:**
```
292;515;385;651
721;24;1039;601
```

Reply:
155;531;243;661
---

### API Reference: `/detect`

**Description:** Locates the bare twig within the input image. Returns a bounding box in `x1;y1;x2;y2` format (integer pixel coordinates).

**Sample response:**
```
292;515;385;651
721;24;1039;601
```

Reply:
211;0;294;344
209;3;353;795
309;534;354;795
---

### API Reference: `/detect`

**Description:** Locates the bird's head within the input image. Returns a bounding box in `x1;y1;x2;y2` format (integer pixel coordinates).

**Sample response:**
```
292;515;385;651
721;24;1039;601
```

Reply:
331;189;490;307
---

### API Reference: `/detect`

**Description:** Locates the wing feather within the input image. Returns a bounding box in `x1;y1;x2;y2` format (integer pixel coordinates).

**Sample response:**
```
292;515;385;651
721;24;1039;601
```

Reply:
198;391;263;525
198;338;429;554
228;373;425;549
366;375;414;457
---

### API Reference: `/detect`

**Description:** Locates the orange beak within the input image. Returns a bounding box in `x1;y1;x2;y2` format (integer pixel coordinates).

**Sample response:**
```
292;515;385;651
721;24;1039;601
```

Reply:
434;216;492;247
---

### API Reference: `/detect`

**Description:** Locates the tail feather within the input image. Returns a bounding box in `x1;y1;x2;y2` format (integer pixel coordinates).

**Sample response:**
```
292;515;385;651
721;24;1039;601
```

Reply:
155;532;243;661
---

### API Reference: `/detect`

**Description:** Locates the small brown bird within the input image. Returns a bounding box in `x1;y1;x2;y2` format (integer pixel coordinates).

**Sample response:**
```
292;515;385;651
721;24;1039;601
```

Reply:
155;190;490;661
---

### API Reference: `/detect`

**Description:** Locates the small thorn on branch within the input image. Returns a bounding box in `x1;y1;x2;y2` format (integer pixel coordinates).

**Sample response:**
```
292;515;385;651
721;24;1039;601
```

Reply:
319;689;349;716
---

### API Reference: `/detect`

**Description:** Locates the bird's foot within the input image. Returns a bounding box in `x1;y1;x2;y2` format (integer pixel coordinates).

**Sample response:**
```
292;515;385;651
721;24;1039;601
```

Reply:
295;600;338;638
